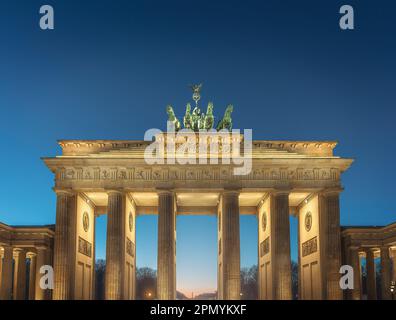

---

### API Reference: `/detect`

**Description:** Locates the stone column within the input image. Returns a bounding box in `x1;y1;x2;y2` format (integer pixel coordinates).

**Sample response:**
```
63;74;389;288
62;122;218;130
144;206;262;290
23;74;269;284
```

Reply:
157;190;176;300
0;246;13;300
380;246;391;300
28;253;37;300
0;250;3;288
256;210;260;300
366;249;377;300
53;191;76;300
105;191;125;300
392;249;396;281
271;191;292;300
35;247;51;300
320;190;343;299
92;212;97;299
13;249;27;300
297;212;302;300
221;190;240;300
348;248;362;300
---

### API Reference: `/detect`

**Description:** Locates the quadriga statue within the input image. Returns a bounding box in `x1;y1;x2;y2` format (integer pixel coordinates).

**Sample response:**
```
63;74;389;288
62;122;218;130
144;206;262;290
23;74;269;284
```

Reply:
165;85;233;132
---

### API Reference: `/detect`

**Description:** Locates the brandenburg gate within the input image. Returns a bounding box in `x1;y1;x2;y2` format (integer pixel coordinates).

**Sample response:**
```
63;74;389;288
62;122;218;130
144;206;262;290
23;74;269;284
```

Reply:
1;88;395;300
41;133;353;300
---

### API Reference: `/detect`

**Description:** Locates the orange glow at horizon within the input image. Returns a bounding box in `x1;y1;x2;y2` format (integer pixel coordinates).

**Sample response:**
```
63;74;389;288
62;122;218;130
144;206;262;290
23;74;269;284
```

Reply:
177;287;217;299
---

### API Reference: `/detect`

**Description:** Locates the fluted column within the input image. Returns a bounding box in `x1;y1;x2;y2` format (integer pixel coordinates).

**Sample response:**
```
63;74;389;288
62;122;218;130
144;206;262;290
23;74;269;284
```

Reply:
297;213;302;300
347;248;362;300
392;249;396;282
92;212;97;299
380;246;391;300
28;253;37;300
0;250;3;288
366;249;377;300
0;246;13;300
320;190;343;299
105;191;125;300
13;249;27;300
35;247;51;300
157;190;176;300
221;190;240;300
53;191;76;300
271;191;292;300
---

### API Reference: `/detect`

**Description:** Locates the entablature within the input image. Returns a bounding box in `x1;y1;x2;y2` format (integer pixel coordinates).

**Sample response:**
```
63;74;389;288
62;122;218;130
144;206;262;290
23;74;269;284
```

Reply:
0;222;55;250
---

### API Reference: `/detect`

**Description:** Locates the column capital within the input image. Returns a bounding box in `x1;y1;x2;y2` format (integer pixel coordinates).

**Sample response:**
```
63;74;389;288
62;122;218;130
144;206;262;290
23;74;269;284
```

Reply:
13;252;19;259
270;188;292;196
320;187;343;196
27;252;37;259
222;188;240;195
14;248;26;254
53;188;75;196
106;189;125;196
156;188;175;196
364;247;378;256
35;245;49;251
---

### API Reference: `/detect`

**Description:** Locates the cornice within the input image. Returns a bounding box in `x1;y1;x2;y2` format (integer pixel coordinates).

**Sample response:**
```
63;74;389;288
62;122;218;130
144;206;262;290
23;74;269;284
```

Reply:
49;139;349;159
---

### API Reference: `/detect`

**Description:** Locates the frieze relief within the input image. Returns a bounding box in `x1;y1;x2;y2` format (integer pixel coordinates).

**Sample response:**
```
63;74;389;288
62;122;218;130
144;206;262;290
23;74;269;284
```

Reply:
126;238;135;257
56;166;340;182
302;236;318;257
260;237;270;257
78;236;92;258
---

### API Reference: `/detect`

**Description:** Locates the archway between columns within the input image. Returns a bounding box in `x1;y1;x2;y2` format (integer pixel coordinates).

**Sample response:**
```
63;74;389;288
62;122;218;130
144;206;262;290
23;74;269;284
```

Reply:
176;215;217;299
52;189;344;300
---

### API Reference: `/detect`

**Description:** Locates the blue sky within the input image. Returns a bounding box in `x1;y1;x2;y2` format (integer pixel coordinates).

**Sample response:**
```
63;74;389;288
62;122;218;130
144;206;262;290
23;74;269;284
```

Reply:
0;1;395;294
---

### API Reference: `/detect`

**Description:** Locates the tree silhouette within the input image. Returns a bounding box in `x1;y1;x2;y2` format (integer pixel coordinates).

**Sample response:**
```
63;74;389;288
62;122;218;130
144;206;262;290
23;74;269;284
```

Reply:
94;261;300;300
240;265;258;299
291;261;299;300
136;267;157;299
95;259;106;300
240;261;299;300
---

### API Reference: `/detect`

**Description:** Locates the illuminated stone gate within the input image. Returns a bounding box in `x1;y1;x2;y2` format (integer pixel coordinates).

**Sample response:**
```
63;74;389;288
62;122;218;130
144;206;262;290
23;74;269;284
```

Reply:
0;223;54;300
341;223;396;300
41;134;354;300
